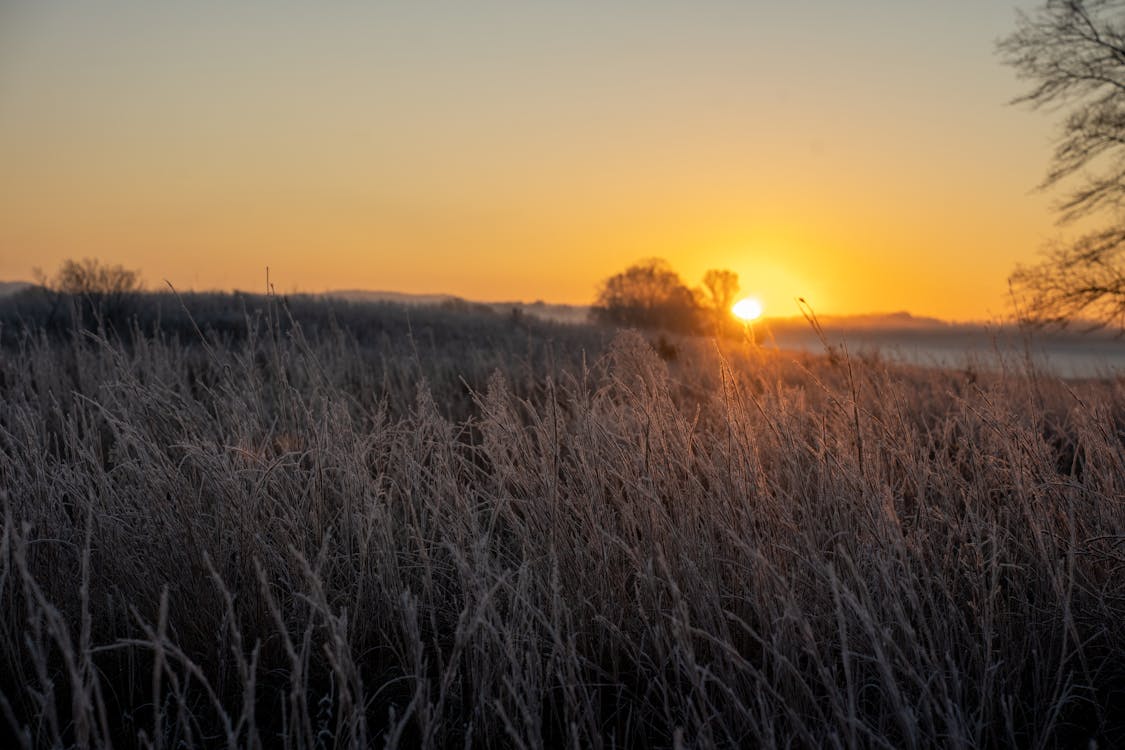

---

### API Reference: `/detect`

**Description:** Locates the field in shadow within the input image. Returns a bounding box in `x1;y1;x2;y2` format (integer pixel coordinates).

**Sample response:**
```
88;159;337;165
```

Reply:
0;291;1122;747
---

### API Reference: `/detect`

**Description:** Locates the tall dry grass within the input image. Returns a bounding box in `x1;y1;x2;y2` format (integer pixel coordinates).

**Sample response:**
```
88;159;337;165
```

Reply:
0;298;1122;748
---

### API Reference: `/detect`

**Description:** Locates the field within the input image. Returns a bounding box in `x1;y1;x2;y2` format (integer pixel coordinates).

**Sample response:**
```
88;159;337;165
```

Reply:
0;291;1123;748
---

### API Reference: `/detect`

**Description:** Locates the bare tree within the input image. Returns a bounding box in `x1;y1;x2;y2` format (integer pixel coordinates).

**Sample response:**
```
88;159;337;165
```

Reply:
55;258;142;296
702;269;740;315
1000;0;1125;329
1010;228;1125;328
33;258;143;329
701;269;741;334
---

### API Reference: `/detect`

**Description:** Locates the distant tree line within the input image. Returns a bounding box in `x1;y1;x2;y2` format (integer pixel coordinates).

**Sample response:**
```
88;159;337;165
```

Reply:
18;256;749;341
1;258;611;358
590;258;746;336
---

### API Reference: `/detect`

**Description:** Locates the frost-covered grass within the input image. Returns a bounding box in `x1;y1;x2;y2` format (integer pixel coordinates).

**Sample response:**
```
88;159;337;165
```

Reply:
0;294;1122;748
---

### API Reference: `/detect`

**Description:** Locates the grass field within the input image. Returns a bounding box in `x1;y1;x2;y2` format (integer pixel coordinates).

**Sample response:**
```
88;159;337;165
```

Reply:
0;291;1123;748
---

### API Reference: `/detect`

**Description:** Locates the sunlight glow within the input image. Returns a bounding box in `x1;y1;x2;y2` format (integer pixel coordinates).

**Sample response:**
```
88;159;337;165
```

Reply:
731;297;763;322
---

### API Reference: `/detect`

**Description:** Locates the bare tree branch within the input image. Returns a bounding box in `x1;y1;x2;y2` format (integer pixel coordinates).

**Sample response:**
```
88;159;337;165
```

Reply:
1010;227;1125;331
1001;1;1125;328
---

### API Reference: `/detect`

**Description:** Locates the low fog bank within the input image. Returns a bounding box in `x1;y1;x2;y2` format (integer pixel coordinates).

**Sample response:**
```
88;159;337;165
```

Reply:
759;315;1124;378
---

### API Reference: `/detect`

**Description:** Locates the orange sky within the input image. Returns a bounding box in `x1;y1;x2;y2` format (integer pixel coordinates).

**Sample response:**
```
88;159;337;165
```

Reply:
0;1;1069;320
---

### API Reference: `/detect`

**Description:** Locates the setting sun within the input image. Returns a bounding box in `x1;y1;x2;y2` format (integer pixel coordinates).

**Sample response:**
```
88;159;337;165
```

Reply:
731;297;763;321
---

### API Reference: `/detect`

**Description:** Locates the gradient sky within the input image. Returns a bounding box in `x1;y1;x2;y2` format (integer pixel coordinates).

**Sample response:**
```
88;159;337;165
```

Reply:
0;1;1069;320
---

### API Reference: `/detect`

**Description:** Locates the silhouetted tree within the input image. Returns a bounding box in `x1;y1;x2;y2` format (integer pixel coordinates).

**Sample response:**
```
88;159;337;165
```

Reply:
51;257;142;296
33;258;143;330
591;259;704;334
701;269;740;333
1010;228;1125;328
1000;0;1125;330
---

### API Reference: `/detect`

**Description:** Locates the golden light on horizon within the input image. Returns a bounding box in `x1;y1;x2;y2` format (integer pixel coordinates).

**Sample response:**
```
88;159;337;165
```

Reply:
0;3;1065;322
731;297;763;322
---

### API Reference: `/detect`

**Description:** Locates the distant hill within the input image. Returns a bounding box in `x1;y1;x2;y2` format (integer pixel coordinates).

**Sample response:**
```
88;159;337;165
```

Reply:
331;289;458;306
767;310;951;331
327;289;591;324
0;281;31;297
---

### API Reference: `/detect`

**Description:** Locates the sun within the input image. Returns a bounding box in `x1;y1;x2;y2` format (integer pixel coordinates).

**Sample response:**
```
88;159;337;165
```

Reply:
731;297;763;322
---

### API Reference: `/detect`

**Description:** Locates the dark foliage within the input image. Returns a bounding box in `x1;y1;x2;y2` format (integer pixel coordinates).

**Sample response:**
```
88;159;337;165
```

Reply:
590;258;706;334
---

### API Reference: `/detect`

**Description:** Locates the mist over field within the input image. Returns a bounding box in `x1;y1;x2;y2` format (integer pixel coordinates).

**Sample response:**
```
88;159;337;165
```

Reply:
764;321;1125;379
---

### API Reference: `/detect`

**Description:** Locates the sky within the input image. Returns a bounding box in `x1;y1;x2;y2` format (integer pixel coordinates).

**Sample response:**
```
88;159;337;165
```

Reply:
0;1;1071;320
